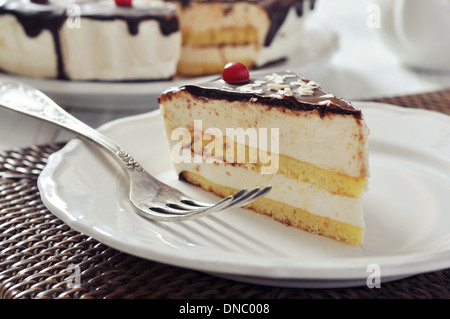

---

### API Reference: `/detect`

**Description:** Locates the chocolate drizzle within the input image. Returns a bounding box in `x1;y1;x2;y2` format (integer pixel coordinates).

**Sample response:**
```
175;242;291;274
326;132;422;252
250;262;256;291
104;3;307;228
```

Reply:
167;71;361;118
264;0;316;46
79;14;179;36
259;0;301;46
0;1;67;78
79;2;179;36
0;0;179;80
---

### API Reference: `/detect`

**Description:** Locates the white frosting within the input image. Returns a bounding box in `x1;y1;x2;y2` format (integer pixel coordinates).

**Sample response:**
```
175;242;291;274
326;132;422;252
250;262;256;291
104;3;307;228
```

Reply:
175;162;364;227
0;14;58;78
0;0;181;81
61;18;181;81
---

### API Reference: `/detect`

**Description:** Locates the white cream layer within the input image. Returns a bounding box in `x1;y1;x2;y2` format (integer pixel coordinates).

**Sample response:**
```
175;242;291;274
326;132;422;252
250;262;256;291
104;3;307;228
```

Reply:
61;18;181;81
175;162;364;227
0;14;58;78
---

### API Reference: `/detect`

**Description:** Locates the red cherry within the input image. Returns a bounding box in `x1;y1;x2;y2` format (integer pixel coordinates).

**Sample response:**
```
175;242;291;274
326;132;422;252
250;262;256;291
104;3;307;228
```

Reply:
115;0;132;7
222;62;250;84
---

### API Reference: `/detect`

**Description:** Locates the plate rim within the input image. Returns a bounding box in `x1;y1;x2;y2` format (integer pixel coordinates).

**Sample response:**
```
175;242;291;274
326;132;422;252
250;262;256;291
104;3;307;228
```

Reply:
37;102;450;286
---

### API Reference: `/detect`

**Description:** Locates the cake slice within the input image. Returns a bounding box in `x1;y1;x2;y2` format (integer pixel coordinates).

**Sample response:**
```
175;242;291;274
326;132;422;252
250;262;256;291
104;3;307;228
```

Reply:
158;64;369;244
168;0;315;76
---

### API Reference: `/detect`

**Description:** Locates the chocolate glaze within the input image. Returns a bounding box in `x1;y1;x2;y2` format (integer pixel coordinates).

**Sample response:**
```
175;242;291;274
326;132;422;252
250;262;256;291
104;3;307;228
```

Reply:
0;1;67;78
0;0;179;80
263;0;315;46
169;0;315;46
78;2;179;36
164;71;361;118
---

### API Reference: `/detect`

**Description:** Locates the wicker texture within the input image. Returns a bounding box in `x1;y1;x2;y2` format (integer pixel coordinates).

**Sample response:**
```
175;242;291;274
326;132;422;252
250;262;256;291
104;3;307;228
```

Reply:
1;90;450;299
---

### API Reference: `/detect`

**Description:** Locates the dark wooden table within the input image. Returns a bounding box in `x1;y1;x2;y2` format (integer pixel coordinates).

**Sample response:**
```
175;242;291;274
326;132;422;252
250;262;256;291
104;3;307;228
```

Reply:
1;89;449;299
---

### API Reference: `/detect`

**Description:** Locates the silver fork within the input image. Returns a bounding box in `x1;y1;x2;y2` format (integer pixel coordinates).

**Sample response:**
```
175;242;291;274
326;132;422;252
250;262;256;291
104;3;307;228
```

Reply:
0;79;271;221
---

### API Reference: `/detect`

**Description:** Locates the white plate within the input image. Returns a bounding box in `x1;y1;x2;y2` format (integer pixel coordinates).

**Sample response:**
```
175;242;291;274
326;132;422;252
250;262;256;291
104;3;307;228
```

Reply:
37;102;450;288
0;21;338;111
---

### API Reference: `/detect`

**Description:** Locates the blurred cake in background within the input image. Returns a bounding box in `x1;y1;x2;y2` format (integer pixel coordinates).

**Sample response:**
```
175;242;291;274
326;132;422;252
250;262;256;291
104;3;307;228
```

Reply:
0;0;181;81
0;0;316;81
169;0;316;76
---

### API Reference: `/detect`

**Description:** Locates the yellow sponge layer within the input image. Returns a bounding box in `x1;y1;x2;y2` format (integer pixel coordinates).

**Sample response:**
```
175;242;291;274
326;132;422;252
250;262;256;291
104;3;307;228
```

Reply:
192;134;367;198
181;28;259;46
181;171;364;245
248;154;367;198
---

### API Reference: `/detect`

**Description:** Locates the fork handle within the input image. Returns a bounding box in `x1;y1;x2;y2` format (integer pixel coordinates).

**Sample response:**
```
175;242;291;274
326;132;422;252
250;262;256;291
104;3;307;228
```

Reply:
0;79;143;172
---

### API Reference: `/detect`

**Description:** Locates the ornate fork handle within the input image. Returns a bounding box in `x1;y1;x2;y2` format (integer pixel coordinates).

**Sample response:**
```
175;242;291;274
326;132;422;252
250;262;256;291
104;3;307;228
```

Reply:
0;80;143;172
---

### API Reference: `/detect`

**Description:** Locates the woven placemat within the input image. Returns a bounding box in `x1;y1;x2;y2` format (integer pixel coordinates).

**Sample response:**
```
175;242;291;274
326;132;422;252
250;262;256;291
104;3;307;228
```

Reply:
1;90;449;299
369;88;450;115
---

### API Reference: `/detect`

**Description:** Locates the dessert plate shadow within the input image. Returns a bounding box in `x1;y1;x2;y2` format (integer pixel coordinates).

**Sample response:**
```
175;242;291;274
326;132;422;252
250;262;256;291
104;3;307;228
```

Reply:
0;20;338;111
37;102;450;288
